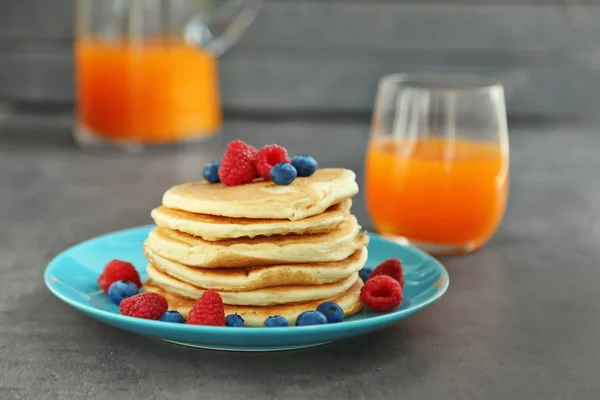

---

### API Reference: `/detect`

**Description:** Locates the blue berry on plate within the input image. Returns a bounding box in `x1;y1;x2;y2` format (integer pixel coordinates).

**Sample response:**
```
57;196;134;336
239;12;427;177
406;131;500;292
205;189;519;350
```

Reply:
291;155;318;177
359;267;373;282
226;313;244;327
316;301;344;323
270;163;297;185
264;315;289;327
203;162;221;183
295;311;328;326
159;310;186;323
107;280;139;305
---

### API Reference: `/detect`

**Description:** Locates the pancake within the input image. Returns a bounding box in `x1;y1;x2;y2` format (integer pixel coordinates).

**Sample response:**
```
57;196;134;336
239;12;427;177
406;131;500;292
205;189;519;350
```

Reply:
144;214;368;268
162;168;358;221
142;279;364;327
146;264;359;306
151;200;351;241
144;247;367;291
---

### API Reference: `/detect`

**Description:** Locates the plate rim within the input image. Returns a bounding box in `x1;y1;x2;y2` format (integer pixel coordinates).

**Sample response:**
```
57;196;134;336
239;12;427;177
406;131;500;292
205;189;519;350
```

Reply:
44;225;449;337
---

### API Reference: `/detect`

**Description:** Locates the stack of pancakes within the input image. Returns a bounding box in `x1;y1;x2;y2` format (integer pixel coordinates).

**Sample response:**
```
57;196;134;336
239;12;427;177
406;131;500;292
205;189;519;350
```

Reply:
142;168;368;326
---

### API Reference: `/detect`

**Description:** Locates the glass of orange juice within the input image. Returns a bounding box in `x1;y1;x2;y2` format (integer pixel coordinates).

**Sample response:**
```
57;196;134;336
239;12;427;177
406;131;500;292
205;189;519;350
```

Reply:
365;74;509;255
74;0;261;151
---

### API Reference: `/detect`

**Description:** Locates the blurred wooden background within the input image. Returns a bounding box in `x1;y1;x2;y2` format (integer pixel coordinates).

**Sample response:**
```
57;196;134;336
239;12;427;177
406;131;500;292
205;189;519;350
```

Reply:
1;0;599;118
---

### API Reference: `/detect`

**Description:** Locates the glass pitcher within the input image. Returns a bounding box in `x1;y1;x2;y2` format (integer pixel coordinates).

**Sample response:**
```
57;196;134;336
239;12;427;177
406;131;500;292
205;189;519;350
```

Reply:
74;0;261;151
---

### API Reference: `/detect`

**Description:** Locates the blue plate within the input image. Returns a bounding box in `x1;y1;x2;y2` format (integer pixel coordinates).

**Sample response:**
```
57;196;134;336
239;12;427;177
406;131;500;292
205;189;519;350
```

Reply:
44;226;449;351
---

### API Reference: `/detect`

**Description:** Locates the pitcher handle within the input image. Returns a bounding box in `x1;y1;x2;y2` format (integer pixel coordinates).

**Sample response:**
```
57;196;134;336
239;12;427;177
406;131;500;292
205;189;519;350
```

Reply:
190;0;262;57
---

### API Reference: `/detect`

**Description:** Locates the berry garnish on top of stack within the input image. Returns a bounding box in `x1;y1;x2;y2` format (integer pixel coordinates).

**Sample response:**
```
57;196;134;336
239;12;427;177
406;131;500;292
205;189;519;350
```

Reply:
291;155;318;177
256;144;290;181
218;140;258;186
203;162;221;183
270;162;297;185
203;140;319;187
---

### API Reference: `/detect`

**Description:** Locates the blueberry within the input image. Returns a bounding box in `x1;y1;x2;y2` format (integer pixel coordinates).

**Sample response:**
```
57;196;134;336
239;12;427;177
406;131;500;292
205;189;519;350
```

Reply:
159;310;186;323
264;315;289;327
295;311;328;326
270;163;297;185
316;302;344;323
359;267;373;282
203;162;221;183
291;155;318;177
107;280;139;305
226;313;244;327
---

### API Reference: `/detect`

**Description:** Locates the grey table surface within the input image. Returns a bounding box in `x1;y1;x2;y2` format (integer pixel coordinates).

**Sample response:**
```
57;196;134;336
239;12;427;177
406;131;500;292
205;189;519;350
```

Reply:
0;117;599;400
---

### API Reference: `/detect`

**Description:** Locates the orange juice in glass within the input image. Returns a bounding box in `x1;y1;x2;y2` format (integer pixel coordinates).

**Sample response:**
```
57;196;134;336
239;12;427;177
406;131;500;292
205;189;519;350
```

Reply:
365;74;509;254
74;0;261;151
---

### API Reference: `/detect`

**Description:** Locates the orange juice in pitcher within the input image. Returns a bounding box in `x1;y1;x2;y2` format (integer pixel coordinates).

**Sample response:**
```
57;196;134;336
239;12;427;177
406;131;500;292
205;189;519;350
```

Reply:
77;39;221;144
74;0;261;151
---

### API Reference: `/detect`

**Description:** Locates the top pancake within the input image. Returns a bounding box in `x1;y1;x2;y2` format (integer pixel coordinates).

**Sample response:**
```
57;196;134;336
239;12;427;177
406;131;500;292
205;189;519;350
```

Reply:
162;168;358;221
151;200;351;241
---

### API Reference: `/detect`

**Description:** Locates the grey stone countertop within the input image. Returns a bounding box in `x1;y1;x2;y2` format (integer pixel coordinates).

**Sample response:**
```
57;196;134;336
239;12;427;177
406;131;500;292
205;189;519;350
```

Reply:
0;117;599;399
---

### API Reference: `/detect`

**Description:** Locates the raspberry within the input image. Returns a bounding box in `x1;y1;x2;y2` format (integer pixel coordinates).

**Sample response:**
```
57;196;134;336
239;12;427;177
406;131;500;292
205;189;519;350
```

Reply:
218;140;258;186
360;275;403;313
98;260;141;293
370;258;405;288
187;290;226;326
120;292;168;320
256;144;290;181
